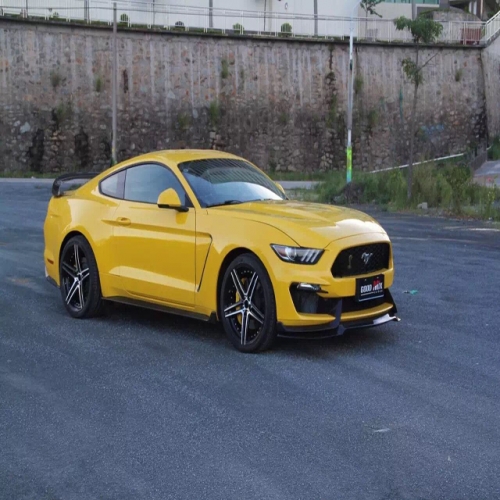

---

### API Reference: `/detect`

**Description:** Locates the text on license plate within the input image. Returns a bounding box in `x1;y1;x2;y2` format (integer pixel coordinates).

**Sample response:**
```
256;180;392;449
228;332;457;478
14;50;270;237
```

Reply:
356;274;385;302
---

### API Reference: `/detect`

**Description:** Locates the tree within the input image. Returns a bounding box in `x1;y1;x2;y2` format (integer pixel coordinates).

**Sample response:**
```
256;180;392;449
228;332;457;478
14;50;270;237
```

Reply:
361;0;383;17
361;0;383;38
394;16;443;200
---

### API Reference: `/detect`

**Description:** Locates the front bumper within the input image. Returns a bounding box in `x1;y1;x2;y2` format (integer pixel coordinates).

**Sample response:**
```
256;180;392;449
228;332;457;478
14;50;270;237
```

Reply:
276;290;400;339
45;266;58;288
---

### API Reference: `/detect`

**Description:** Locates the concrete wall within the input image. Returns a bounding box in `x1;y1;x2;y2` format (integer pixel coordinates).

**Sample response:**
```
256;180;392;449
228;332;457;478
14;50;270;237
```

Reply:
357;2;434;20
482;32;500;140
0;19;488;174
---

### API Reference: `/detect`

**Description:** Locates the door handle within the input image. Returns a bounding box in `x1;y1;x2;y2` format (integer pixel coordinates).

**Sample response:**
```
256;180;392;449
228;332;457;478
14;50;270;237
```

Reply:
116;217;131;226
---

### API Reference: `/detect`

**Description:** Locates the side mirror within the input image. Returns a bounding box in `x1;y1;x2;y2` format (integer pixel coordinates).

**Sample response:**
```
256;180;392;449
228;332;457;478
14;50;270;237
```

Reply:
157;188;188;212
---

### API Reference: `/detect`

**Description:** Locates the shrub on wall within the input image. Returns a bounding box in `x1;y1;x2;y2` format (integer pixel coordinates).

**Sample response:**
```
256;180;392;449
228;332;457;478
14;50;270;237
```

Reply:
50;71;62;89
280;23;292;36
233;23;244;34
221;59;229;79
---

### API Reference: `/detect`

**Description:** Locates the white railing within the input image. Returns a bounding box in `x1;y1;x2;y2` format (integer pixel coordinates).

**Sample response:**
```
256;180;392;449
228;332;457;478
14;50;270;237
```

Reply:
483;9;500;44
0;0;496;45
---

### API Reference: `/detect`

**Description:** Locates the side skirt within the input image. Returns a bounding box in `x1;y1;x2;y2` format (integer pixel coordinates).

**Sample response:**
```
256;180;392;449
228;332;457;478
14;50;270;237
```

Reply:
105;296;218;324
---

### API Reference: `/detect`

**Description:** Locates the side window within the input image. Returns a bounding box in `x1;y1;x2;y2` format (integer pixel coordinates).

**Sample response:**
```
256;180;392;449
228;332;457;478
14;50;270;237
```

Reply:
100;170;125;199
124;164;190;206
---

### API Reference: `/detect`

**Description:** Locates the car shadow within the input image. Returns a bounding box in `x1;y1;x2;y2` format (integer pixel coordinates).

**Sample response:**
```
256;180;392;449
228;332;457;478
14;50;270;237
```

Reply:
103;302;398;356
275;326;399;358
105;301;224;340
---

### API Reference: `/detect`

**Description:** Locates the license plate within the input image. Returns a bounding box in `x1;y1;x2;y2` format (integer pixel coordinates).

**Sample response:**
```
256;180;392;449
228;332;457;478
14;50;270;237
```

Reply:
355;274;384;302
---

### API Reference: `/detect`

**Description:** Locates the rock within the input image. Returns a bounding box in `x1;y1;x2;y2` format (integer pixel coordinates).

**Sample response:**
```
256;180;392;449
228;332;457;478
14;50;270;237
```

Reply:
417;202;428;210
20;122;31;134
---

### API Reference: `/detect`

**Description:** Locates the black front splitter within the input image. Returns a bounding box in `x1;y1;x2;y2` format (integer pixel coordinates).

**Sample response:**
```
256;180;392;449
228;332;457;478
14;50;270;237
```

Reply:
276;298;400;340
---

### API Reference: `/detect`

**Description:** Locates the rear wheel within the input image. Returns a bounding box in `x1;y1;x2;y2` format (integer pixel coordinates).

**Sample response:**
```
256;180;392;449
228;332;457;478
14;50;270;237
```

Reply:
59;235;103;319
220;254;277;353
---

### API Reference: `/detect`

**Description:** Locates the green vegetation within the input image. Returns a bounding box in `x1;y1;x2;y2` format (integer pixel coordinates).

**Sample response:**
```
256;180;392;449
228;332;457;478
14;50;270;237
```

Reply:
233;23;244;34
177;112;190;131
278;112;289;126
54;101;72;125
280;23;292;36
94;76;103;92
361;0;383;17
50;71;62;89
119;13;129;25
315;162;500;221
221;59;229;79
394;15;443;200
354;75;363;95
208;100;220;127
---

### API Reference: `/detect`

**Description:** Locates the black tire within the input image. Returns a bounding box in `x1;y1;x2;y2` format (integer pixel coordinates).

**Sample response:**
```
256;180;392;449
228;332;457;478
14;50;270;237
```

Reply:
59;235;104;319
219;253;277;353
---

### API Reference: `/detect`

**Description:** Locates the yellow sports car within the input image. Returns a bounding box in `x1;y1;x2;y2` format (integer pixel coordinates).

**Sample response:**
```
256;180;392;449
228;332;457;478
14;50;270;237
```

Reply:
44;150;399;352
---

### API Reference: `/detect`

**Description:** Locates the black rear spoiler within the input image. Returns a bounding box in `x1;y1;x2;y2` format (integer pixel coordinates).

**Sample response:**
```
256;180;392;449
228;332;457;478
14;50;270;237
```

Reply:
52;172;100;197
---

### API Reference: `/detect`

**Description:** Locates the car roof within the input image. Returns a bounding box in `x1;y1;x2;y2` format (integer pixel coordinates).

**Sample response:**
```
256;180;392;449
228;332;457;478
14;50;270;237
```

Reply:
119;149;243;166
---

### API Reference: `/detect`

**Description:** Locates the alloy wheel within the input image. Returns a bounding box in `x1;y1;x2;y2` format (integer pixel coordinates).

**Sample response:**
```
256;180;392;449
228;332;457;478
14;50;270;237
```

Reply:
222;265;266;346
60;243;90;313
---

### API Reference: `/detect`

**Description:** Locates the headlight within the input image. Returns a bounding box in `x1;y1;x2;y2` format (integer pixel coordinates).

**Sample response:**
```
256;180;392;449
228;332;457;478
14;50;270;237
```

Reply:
271;245;324;265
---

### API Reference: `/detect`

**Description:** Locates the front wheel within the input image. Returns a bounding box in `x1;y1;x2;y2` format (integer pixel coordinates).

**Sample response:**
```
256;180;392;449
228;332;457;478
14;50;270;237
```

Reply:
220;254;277;353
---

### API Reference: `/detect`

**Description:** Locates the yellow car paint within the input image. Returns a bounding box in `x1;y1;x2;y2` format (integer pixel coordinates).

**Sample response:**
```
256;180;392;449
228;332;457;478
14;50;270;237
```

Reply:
44;150;396;332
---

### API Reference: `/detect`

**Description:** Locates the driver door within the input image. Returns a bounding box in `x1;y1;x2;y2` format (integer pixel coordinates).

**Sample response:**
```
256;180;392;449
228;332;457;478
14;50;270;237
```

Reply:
112;163;196;308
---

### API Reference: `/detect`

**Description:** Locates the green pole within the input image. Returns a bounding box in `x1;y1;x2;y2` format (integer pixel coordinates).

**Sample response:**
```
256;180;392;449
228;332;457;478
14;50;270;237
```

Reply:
346;145;352;183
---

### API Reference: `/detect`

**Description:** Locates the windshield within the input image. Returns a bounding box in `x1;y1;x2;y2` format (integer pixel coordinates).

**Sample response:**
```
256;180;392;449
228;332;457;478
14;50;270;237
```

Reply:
178;158;286;208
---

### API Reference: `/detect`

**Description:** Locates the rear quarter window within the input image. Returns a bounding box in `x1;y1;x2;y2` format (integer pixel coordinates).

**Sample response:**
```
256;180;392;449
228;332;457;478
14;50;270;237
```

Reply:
100;170;126;199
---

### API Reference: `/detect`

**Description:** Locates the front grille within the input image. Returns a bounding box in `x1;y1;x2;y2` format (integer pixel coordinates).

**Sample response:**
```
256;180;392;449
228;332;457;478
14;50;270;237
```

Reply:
332;243;390;278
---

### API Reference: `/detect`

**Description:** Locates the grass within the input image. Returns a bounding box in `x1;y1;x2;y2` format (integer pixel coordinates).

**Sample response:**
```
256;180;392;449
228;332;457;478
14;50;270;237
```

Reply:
314;162;500;221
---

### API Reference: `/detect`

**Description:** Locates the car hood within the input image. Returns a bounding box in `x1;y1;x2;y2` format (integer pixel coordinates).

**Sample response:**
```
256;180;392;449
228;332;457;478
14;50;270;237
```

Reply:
210;200;388;248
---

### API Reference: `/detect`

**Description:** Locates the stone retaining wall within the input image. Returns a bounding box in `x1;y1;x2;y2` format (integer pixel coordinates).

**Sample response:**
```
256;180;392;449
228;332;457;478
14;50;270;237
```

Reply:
0;18;488;174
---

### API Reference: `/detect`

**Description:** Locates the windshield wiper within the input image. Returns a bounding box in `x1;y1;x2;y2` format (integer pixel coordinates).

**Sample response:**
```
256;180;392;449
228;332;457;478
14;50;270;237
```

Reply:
206;200;244;208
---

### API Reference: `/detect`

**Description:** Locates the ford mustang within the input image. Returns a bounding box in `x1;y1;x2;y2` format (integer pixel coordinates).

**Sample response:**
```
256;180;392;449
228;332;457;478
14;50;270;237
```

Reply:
44;150;399;352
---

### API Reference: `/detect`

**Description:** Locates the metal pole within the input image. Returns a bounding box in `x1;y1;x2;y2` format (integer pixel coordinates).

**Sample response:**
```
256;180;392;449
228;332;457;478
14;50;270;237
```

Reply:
264;0;267;32
411;0;416;20
314;0;318;36
346;0;361;184
112;2;118;166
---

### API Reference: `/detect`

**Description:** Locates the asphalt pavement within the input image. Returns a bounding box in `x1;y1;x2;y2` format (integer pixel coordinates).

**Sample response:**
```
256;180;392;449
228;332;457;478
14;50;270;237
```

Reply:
1;181;500;500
